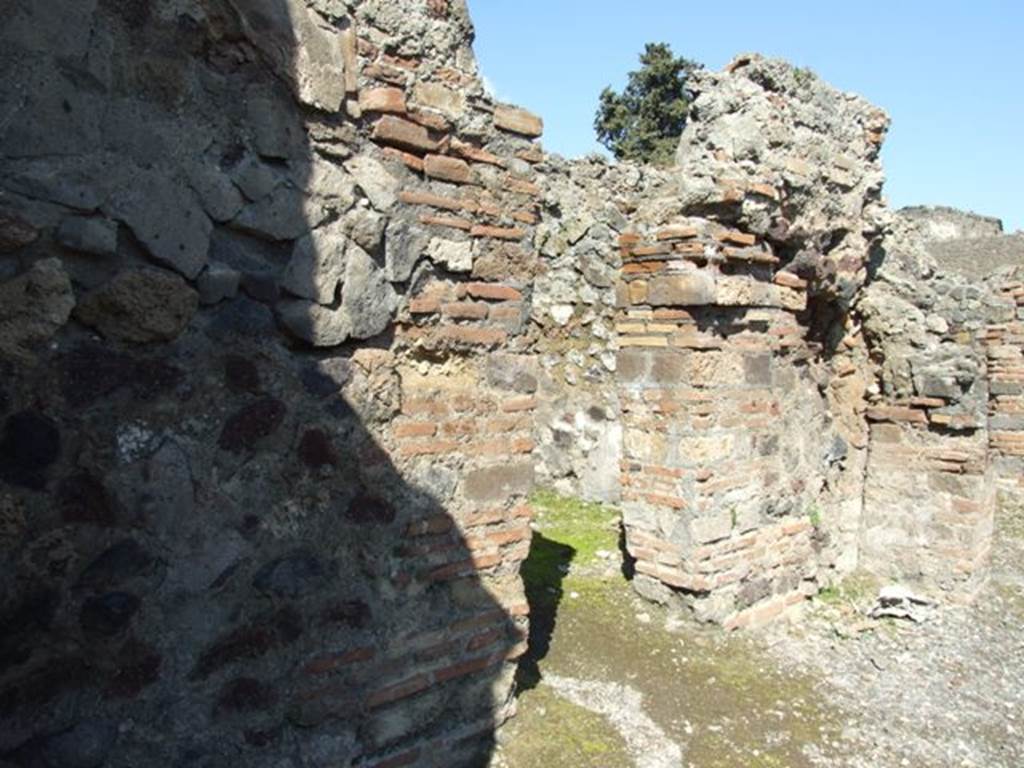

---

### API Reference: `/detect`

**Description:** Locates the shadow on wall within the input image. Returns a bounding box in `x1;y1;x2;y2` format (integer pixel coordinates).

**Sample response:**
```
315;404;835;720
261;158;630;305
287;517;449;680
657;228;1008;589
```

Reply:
0;1;518;765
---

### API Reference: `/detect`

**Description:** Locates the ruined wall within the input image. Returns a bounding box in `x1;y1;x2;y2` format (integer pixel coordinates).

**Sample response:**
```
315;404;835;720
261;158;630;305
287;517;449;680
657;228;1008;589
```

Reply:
0;1;544;765
608;55;885;627
987;269;1024;496
2;21;1015;768
856;213;1006;598
529;157;675;502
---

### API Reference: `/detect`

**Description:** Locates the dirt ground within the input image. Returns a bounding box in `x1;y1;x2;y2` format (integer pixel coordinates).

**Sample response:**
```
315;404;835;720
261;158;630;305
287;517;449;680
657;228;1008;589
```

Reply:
490;490;1024;768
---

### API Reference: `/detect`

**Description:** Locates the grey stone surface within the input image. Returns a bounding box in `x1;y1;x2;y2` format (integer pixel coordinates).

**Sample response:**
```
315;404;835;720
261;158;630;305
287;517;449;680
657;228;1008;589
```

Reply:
56;216;117;256
196;263;241;306
648;272;716;306
342;243;397;339
278;298;353;347
675;54;890;304
345;155;399;212
231;185;311;242
186;161;245;224
230;0;347;112
281;220;348;304
104;169;211;280
464;462;535;503
384;217;429;283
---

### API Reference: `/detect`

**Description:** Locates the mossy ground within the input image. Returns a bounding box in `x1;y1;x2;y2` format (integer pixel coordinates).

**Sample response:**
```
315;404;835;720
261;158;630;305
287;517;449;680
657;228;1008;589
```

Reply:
495;489;846;768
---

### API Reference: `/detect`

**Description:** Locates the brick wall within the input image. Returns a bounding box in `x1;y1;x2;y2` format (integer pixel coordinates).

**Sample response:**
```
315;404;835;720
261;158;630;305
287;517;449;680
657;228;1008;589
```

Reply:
613;218;859;627
987;274;1024;495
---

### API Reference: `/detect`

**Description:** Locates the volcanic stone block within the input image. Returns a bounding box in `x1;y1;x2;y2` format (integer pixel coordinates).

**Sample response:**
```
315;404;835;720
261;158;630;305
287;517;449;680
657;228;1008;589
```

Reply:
647;272;716;306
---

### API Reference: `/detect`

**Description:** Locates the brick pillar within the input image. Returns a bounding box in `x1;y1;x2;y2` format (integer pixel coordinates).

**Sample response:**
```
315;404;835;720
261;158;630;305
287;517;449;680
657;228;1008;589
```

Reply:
615;223;841;628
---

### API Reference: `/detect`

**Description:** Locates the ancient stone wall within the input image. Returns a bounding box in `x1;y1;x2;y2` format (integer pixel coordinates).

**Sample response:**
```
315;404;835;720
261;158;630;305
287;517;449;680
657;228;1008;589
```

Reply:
0;1;544;765
987;269;1024;496
1;5;1017;762
529;157;674;502
614;222;850;626
856;211;1007;598
604;55;886;626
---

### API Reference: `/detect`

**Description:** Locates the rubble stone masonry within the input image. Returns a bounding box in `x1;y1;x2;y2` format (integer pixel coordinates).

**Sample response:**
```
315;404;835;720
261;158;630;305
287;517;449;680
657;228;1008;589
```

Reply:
0;2;1018;765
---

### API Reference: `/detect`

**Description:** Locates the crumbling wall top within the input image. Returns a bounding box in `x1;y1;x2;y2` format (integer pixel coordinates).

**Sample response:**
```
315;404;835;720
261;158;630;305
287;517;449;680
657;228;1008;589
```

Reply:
674;53;891;304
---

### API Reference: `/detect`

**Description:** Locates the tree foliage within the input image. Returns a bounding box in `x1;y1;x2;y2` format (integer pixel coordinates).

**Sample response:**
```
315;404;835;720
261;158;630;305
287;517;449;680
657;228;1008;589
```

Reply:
594;43;700;166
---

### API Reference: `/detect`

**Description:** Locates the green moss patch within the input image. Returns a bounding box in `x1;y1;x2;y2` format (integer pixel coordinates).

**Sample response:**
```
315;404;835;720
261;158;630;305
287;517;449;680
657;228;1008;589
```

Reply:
495;685;631;768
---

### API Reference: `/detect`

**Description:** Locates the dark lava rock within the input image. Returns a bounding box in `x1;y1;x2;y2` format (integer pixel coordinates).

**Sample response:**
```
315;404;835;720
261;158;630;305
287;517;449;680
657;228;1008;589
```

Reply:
319;599;371;629
0;212;39;252
297;428;336;468
79;592;140;636
0;411;61;490
224;355;261;394
344;493;395;525
0;656;92;717
0;589;60;673
58;343;133;408
300;359;351;399
58;473;117;526
218;397;286;452
5;718;117;768
215;677;278;716
130;358;184;402
252;551;328;598
205;296;276;341
191;607;302;680
75;539;156;592
103;639;161;700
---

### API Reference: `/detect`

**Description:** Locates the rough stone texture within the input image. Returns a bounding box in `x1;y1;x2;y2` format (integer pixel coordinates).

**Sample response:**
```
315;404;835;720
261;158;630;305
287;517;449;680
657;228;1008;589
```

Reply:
75;269;199;344
1;0;1017;762
0;259;75;363
986;268;1024;496
0;2;537;766
675;54;890;306
531;157;673;501
56;216;118;257
893;205;1024;278
854;208;1010;598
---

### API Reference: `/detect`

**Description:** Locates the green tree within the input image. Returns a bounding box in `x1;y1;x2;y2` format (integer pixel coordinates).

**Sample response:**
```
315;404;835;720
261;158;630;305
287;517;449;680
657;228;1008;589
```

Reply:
594;43;700;166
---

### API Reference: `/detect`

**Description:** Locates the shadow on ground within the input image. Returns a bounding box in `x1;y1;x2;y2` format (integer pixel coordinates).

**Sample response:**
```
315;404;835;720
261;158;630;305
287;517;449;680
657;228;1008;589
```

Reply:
516;532;574;691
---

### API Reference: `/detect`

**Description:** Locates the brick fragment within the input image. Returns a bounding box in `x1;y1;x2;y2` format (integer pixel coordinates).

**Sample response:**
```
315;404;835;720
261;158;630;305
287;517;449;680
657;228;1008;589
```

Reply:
382;147;425;172
442;301;489;320
372;116;438;154
656;226;699;241
399;190;477;213
424;154;472;184
772;271;807;290
631;244;673;257
471;225;526;241
493;105;544;137
360;87;407;114
394;422;437;438
419;213;473;231
406;109;450;132
437;325;507;347
451;139;506;167
716;230;757;247
462;283;523;302
505;177;542;197
367;675;430;709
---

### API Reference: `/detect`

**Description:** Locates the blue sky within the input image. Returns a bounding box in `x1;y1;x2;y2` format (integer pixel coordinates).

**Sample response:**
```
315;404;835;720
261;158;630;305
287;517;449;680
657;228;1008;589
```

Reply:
469;1;1023;232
